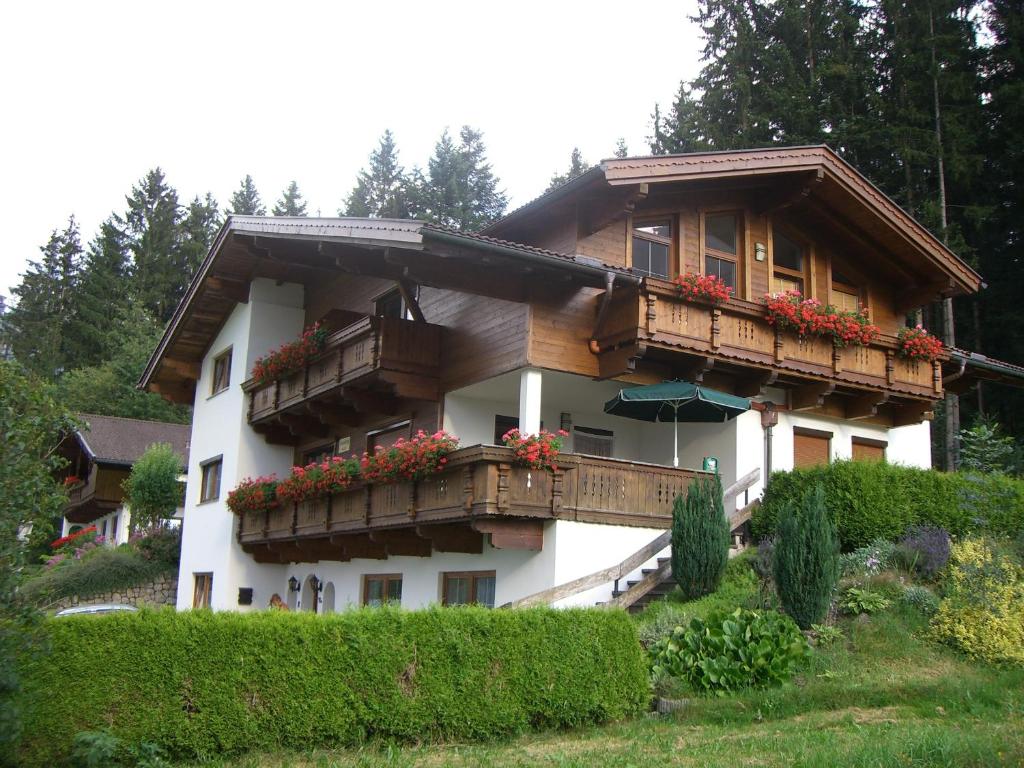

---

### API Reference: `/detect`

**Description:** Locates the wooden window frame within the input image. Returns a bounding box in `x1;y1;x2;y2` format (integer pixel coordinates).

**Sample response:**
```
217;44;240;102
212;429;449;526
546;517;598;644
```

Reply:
199;456;223;503
852;436;887;462
211;347;232;396
373;286;407;320
793;427;833;468
362;573;403;606
770;226;809;297
828;255;870;317
192;572;213;609
700;209;743;297
441;570;497;607
630;217;675;279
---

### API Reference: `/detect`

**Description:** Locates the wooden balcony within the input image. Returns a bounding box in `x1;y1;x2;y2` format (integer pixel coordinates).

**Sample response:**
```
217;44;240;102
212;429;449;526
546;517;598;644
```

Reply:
595;279;943;422
243;316;441;441
236;446;710;563
63;468;126;523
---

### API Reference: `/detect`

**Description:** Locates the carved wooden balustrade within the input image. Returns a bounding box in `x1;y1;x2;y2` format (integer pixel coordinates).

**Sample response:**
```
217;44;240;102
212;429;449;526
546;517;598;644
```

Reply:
242;316;442;429
596;279;944;420
236;445;710;561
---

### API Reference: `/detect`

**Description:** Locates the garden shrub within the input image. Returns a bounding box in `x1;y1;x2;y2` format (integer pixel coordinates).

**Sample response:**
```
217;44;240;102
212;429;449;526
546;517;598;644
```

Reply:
671;474;730;600
16;606;648;765
839;538;897;578
752;460;1024;550
839;587;891;615
649;608;808;694
121;444;185;529
18;547;176;607
773;484;840;629
930;537;1024;665
636;605;691;649
895;525;951;580
901;584;940;616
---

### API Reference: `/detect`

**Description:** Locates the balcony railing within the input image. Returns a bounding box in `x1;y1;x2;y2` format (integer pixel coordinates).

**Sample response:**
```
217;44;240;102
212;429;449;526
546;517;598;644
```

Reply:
243;316;442;425
596;279;943;401
236;446;710;554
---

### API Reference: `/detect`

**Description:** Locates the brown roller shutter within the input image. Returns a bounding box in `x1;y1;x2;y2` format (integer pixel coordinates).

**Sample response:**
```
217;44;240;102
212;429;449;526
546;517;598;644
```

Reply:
852;438;886;462
794;428;831;468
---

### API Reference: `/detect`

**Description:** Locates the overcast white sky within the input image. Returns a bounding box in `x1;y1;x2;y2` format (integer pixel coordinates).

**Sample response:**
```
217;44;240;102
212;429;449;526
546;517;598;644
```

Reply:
0;1;702;300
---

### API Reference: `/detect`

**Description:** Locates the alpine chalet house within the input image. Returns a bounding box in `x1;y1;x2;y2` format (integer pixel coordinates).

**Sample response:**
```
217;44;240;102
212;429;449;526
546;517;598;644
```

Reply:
141;146;1002;613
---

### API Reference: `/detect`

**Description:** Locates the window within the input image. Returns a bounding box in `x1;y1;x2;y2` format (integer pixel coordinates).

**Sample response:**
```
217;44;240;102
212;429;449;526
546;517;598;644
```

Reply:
573;426;614;457
852;437;886;462
442;571;496;608
375;289;405;319
302;443;335;465
192;572;213;609
704;212;740;292
494;415;519;444
793;428;832;468
363;574;403;606
772;231;805;295
110;514;119;544
367;420;411;452
199;457;222;502
831;267;862;314
631;220;672;278
211;348;232;395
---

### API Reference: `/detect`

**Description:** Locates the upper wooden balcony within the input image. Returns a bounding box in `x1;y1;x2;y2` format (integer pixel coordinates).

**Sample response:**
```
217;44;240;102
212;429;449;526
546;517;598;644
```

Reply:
242;316;442;443
236;446;709;563
63;467;127;523
595;279;943;423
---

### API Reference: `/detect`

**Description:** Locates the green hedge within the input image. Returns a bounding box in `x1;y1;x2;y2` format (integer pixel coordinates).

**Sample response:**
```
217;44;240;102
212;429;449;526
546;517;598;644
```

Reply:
17;606;647;765
751;461;1024;549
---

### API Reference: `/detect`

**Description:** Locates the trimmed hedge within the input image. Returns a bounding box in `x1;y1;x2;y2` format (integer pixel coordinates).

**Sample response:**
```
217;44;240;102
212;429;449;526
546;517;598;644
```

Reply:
16;606;648;765
752;461;1024;550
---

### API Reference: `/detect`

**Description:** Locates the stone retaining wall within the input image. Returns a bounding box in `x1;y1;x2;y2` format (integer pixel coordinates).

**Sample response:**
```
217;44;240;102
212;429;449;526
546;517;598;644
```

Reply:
50;573;178;611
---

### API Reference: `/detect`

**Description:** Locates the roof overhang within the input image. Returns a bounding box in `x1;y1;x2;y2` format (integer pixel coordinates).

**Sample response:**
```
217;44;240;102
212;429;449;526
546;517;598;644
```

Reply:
944;348;1024;393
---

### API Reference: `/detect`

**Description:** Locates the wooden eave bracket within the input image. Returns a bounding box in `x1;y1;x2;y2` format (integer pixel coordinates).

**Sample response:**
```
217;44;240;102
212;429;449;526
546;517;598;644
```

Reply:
472;519;544;551
892;400;935;427
846;391;890;421
894;279;957;313
597;342;647;380
752;169;823;216
736;370;778;398
789;381;836;411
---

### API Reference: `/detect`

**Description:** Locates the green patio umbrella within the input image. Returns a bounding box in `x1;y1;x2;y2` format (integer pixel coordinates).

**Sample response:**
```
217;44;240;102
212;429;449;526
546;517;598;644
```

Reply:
603;380;751;468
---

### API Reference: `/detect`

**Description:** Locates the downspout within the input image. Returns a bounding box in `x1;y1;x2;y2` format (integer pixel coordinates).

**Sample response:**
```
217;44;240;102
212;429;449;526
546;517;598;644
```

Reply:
760;402;778;487
589;271;616;354
943;355;968;387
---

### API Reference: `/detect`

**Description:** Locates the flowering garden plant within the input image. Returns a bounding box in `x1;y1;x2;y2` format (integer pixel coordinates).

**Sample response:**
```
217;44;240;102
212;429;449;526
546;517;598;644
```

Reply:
501;428;569;471
250;322;328;384
897;325;944;362
765;290;879;348
62;475;81;487
276;457;361;505
226;475;281;515
361;430;460;483
673;272;733;303
50;525;97;550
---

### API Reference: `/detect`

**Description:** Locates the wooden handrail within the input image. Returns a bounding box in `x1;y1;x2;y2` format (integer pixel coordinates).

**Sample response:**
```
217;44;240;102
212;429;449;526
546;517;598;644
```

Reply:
504;467;761;609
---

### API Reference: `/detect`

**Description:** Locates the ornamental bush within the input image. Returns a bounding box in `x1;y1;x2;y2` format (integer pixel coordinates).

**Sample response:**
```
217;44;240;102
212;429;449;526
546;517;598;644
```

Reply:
752;460;1024;550
15;607;648;766
930;537;1024;665
121;444;185;529
772;484;840;629
648;608;808;694
18;547;176;608
670;474;730;600
896;525;951;580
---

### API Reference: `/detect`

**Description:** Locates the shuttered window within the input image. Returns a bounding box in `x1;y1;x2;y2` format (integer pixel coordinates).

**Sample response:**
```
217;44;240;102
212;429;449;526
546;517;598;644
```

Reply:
793;428;831;468
852;438;886;462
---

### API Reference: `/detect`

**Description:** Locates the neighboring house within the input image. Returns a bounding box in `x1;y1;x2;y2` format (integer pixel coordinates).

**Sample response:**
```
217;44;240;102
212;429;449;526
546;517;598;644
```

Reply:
140;146;1021;613
59;414;191;545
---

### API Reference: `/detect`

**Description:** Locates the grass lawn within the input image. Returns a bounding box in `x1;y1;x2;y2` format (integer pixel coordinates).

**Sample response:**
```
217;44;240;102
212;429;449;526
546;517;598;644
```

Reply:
188;599;1024;767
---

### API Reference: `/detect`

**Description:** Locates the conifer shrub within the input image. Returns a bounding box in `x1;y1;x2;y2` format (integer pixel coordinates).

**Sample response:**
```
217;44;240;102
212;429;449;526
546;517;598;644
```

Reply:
16;606;648;766
671;474;731;600
772;484;840;629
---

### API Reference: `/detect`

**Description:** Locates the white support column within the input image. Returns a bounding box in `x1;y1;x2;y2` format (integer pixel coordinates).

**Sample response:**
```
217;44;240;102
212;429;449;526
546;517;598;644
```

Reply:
519;368;543;436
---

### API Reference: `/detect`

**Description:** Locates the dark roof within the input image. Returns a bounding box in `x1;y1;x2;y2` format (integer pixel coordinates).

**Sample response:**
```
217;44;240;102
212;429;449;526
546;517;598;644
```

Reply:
947;348;1024;386
75;414;191;467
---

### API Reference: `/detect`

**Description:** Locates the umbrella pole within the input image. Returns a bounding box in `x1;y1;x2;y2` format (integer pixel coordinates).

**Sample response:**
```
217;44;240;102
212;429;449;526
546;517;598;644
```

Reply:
673;404;679;468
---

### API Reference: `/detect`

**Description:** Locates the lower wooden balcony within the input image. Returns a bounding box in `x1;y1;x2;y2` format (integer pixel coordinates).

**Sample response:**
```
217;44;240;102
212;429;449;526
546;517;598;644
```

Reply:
596;280;943;423
242;316;441;443
236;445;709;563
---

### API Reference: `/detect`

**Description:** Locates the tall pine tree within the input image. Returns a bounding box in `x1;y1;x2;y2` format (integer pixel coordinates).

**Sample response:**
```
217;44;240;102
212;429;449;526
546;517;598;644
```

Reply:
179;193;221;273
546;147;589;191
342;130;411;218
273;181;308;216
228;175;266;215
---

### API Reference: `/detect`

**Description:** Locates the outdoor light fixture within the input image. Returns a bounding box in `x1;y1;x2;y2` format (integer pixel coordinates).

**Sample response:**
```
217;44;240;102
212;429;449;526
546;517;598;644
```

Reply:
287;575;300;593
755;242;767;262
309;575;323;593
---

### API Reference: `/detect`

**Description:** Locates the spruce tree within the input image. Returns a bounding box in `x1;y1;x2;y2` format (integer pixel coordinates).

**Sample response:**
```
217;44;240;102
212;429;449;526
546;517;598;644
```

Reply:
614;138;629;158
228;174;266;215
179;193;221;273
342;130;410;218
273;180;307;216
123;168;185;323
671;473;730;600
546;147;589;191
772;484;839;629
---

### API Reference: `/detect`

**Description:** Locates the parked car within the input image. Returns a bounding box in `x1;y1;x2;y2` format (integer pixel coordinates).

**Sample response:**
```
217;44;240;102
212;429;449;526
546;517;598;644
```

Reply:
54;604;138;617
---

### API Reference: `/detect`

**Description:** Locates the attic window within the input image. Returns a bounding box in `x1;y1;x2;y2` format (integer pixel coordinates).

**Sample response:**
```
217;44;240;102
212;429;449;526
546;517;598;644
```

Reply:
631;220;671;279
772;231;806;296
832;266;863;314
703;212;740;292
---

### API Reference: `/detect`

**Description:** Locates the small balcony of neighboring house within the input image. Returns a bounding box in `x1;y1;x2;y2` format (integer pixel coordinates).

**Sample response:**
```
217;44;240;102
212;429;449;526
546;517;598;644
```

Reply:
593;278;944;426
243;314;442;445
236;444;711;564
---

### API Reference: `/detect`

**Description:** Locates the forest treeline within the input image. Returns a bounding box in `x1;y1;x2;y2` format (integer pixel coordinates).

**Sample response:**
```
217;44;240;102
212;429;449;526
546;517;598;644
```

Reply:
1;0;1022;464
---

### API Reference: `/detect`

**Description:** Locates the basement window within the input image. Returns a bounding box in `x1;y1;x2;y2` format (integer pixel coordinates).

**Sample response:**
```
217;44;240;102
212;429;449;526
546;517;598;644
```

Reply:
442;571;496;608
363;574;403;606
631;220;672;279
